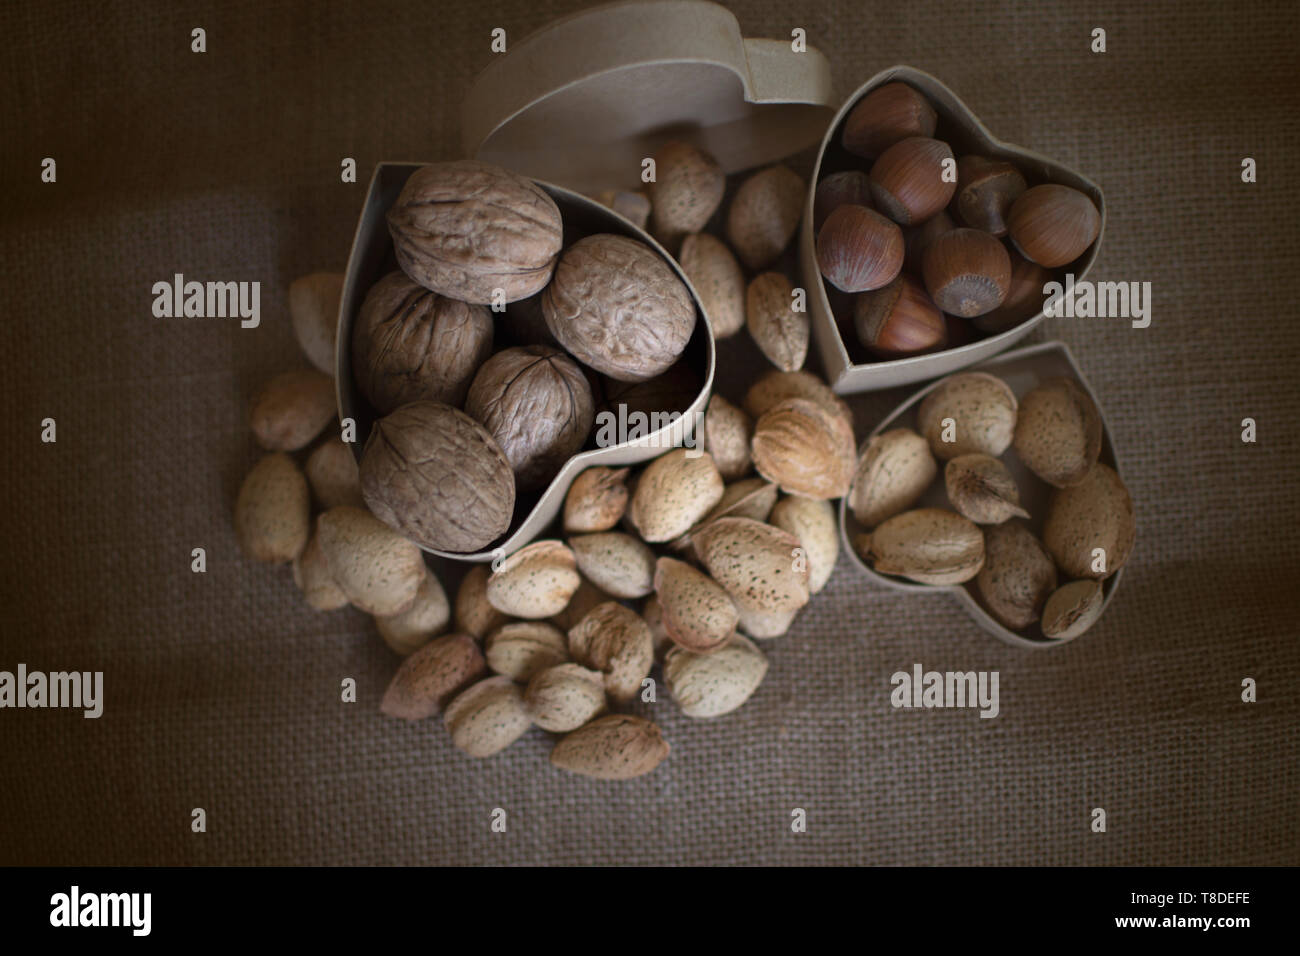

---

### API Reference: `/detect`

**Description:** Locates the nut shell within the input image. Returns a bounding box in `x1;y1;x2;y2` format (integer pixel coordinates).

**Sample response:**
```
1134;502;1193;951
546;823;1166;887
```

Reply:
375;569;450;655
853;274;946;357
484;621;570;681
841;82;937;159
454;564;508;639
972;252;1052;334
250;370;336;452
769;496;839;594
702;395;753;481
387;160;562;304
380;633;486;720
304;436;363;510
746;272;809;372
975;521;1058;630
569;532;657;600
550;715;669;780
869;137;957;226
665;634;768;718
524;663;607;733
955;156;1027;236
443;676;533;757
813;170;874;232
654;556;739;654
289;272;343;374
629;448;725;543
726;165;806;270
693;516;810;614
679;233;745;339
867;508;985;585
1012;377;1103;488
1041;579;1105;640
1042;463;1135;579
352;270;493;413
922;228;1012;318
848;428;937;529
917;372;1019;460
944;453;1030;525
235;452;311;564
563;467;630;534
291;530;348;611
751;397;856;500
359;401;515;554
1008;184;1101;268
464;345;595;492
486;540;581;619
542;233;695;382
647;141;725;245
566;602;654;706
816;204;904;294
315;506;425;615
743;369;853;427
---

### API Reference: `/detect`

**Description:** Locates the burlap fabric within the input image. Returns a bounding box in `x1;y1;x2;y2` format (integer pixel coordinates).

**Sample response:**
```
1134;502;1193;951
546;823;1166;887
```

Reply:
2;0;1297;866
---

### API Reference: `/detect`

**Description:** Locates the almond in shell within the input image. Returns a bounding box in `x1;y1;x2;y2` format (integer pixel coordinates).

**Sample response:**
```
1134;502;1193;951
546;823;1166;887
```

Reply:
291;530;348;611
443;676;533;757
235;452;312;565
524;663;607;733
917;371;1018;460
567;602;654;706
1041;579;1105;640
975;521;1058;630
1042;463;1135;579
693;517;810;614
769;495;838;594
746;272;809;372
486;539;581;618
702;394;753;482
654;557;739;654
848;428;937;529
743;369;852;427
380;633;486;720
550;714;670;780
1012;377;1103;488
484;621;570;681
454;564;509;638
375;568;450;655
726;165;806;270
665;633;769;718
867;508;985;585
569;532;656;600
944;453;1029;525
751;397;856;500
562;467;630;533
679;232;745;339
315;506;425;614
629;448;724;543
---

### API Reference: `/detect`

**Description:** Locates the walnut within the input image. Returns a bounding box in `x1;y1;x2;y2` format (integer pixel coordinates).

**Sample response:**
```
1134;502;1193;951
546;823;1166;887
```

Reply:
386;161;563;305
464;346;595;492
359;401;515;554
351;270;493;413
542;234;695;382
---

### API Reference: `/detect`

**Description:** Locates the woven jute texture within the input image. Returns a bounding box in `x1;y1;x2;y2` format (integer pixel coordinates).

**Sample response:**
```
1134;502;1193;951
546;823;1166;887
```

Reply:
2;0;1298;866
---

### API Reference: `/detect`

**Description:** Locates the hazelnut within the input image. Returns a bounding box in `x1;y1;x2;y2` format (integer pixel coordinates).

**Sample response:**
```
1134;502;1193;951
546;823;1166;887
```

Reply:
955;156;1027;236
902;209;956;274
922;228;1012;317
1007;184;1101;268
464;346;595;493
972;252;1052;334
816;204;904;293
853;274;947;358
869;137;957;226
841;82;937;159
813;170;873;232
542;234;695;383
359;401;515;554
386;160;562;304
352;270;494;413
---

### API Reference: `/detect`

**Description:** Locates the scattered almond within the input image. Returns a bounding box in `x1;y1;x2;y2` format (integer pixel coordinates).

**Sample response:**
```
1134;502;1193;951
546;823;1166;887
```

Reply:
550;714;670;780
380;633;486;720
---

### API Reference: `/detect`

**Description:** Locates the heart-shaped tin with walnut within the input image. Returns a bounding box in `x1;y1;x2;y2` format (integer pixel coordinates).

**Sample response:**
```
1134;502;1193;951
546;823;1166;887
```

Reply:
802;67;1107;395
840;341;1128;649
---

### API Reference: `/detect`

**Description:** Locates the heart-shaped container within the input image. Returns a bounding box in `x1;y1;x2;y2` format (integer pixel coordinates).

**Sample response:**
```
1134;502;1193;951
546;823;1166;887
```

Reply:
336;1;835;562
801;67;1107;394
840;341;1127;648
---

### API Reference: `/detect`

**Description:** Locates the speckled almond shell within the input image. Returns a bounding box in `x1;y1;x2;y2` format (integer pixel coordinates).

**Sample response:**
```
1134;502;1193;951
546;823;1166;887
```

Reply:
647;141;726;240
742;369;853;425
250;369;336;452
974;521;1058;630
315;505;425;615
944;453;1030;525
725;165;806;271
1012;377;1103;488
654;557;738;654
562;467;630;534
702;395;753;481
454;564;509;639
665;633;768;718
548;576;611;633
549;714;669;780
442;676;533;758
360;401;515;555
1042;463;1135;579
692;516;810;614
679;233;745;339
629;448;724;543
386;160;563;304
751;397;856;500
380;633;486;721
292;530;349;611
524;663;606;733
305;436;364;511
375;569;450;655
769;496;839;595
745;271;809;372
541;233;695;383
702;478;778;526
484;621;570;682
916;371;1018;460
848;428;937;529
485;539;580;619
566;602;654;706
569;532;656;600
236;452;311;565
868;507;985;585
735;602;799;640
1041;579;1105;640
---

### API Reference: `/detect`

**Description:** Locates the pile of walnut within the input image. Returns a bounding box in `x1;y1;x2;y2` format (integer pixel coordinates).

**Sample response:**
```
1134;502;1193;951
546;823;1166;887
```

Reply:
847;371;1135;640
233;146;856;781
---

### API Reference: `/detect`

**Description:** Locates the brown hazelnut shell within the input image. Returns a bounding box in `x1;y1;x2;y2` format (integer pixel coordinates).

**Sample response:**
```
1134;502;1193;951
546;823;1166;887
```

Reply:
813;170;873;232
869;137;957;226
853;274;947;358
816;204;904;294
955;156;1027;237
841;82;937;159
972;252;1052;334
1007;184;1101;268
922;228;1012;317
